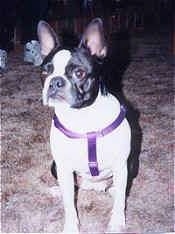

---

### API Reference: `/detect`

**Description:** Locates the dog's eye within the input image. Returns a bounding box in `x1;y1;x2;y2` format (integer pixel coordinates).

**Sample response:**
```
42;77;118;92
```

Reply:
74;68;86;79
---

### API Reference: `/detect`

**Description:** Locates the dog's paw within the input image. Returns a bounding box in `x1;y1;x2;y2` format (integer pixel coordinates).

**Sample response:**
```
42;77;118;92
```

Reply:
106;224;125;233
106;225;125;233
62;224;79;234
62;216;79;234
106;216;125;233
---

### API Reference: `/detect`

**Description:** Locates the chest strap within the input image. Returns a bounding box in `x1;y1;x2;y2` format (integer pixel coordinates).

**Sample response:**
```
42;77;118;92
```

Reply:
53;105;126;176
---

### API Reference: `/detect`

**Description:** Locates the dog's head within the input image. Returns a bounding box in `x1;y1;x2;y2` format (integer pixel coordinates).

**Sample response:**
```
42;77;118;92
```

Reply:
37;18;107;108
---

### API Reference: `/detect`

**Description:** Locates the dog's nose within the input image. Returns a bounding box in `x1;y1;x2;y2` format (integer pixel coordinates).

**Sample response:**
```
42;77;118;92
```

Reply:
49;76;65;89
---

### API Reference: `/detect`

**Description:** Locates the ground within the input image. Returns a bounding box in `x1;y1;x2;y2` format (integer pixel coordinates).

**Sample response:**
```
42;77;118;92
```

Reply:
1;30;174;233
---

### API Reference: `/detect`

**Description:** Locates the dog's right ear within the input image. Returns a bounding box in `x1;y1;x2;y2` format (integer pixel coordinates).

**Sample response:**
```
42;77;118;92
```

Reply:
79;18;107;58
37;21;60;58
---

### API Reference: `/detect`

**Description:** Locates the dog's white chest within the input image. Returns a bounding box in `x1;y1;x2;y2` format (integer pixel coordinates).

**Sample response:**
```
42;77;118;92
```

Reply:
50;93;131;181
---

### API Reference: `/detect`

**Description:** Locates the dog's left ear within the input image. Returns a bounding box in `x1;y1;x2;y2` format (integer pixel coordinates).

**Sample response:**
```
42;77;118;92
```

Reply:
37;20;60;58
79;18;107;58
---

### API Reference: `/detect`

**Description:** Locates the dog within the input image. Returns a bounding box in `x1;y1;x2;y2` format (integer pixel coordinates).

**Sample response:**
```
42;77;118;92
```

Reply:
37;18;131;233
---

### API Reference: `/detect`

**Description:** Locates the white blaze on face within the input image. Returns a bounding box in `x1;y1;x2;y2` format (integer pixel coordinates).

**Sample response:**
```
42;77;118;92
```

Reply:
52;50;71;76
42;50;71;105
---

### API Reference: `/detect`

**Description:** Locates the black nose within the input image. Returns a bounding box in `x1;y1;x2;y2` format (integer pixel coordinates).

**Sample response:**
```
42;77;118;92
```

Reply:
49;76;65;89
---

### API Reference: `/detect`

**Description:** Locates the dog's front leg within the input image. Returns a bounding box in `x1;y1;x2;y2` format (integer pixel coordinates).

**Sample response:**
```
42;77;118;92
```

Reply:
58;168;79;233
107;162;127;233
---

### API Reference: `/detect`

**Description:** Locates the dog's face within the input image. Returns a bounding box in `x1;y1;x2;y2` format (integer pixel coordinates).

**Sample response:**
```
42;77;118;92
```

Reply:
37;18;107;108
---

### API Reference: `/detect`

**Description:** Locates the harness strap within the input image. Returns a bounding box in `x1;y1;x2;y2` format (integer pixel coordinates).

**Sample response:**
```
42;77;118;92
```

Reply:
53;105;126;176
87;132;99;176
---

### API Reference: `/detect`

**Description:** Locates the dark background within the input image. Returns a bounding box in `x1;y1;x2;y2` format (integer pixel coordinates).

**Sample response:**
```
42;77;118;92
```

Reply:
0;0;173;50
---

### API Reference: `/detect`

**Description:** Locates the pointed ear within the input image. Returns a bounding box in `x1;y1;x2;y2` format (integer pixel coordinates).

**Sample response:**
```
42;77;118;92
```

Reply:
79;18;107;58
37;21;60;58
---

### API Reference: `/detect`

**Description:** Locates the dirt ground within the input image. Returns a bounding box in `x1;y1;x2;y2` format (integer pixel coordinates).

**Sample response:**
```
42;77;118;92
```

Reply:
1;30;174;233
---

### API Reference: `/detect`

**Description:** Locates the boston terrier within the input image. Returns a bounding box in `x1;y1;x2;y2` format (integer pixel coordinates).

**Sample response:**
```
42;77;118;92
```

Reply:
37;18;131;233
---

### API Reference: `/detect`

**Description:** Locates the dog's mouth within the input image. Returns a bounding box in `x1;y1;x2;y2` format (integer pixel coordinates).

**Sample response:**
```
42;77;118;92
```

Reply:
50;93;65;100
43;89;66;105
71;100;85;108
47;93;66;104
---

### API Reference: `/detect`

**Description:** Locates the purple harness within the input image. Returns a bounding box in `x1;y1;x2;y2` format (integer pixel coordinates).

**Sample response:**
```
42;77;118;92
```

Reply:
53;105;126;176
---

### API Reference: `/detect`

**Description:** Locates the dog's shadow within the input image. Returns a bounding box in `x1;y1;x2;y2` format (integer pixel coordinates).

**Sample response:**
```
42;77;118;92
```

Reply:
103;31;142;196
119;93;142;197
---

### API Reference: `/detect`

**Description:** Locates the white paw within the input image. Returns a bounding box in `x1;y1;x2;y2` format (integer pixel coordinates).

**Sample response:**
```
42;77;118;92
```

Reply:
106;215;125;233
62;223;79;234
63;215;79;234
106;224;125;233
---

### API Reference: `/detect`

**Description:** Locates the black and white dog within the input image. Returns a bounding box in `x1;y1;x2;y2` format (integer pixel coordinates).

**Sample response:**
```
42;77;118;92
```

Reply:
37;18;131;233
